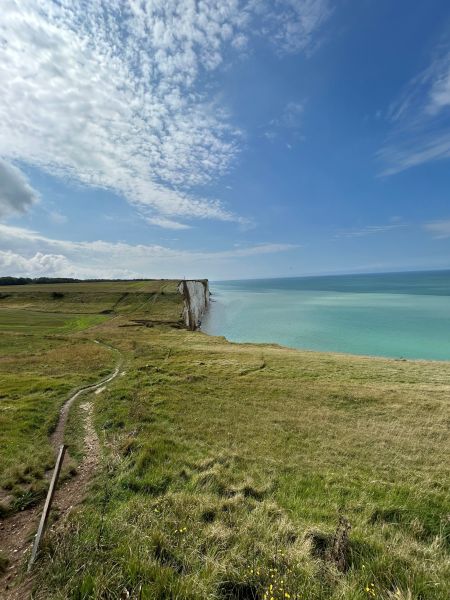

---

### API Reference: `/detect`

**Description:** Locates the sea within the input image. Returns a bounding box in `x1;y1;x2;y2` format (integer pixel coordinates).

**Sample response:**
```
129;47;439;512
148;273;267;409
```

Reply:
201;270;450;361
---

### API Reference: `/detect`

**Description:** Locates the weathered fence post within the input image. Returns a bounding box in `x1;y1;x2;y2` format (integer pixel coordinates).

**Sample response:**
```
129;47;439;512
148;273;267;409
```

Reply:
27;444;66;571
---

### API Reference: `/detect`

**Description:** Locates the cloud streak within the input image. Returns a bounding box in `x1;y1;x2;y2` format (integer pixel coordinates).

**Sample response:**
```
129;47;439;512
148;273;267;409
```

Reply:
379;46;450;175
335;223;406;239
0;224;297;279
424;219;450;239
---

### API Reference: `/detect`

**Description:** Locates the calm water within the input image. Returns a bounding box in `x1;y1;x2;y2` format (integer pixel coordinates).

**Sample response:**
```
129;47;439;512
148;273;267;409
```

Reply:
201;271;450;361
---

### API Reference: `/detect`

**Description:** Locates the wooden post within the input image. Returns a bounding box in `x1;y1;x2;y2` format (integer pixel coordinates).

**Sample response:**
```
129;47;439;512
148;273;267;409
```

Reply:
27;444;66;571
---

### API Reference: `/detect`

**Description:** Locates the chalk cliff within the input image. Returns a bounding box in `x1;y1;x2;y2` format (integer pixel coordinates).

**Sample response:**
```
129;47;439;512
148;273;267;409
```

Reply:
178;280;209;330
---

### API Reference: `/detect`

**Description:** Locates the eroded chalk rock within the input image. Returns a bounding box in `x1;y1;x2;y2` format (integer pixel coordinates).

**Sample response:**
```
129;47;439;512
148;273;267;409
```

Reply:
178;280;209;330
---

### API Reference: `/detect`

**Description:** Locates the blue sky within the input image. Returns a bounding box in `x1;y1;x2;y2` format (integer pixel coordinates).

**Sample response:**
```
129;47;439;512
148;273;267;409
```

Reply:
0;0;450;280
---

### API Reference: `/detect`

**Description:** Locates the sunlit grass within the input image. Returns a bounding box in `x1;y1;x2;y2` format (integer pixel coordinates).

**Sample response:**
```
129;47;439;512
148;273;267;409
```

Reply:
0;288;142;510
36;324;450;599
1;280;449;598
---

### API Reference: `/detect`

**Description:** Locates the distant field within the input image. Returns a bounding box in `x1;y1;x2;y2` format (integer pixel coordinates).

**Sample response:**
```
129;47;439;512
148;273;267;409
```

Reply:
1;280;449;599
0;280;179;293
0;280;181;317
0;309;107;333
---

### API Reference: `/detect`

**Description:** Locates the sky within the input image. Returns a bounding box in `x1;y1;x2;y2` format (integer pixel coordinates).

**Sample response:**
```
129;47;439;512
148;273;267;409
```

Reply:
1;0;450;281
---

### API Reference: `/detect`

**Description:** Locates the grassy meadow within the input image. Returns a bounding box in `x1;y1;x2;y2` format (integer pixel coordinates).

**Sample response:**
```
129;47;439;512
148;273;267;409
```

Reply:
0;280;449;599
0;310;113;514
0;280;180;514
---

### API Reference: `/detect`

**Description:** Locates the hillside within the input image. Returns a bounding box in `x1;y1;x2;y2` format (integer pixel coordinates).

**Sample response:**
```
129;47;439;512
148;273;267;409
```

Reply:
0;280;449;599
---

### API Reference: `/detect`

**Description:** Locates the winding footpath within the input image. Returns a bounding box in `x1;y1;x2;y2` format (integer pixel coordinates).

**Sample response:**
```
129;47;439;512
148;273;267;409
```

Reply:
0;343;122;599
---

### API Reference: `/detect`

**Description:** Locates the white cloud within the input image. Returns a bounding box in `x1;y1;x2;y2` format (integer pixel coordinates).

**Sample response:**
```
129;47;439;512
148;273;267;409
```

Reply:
0;0;243;226
264;100;305;141
379;48;450;175
255;0;331;55
0;223;297;279
427;55;450;115
146;216;191;230
0;1;331;228
0;251;71;277
48;210;68;225
0;159;38;217
424;219;450;239
379;132;450;176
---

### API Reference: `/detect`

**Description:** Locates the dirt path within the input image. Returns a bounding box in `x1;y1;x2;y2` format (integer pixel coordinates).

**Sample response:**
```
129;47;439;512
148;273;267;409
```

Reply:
0;350;121;598
50;359;120;450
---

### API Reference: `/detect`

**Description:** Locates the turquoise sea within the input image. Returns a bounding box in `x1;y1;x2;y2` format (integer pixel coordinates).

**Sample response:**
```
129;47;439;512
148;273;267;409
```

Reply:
201;271;450;361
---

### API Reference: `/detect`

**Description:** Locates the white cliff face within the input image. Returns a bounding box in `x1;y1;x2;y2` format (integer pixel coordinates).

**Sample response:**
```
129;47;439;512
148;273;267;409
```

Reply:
178;280;209;330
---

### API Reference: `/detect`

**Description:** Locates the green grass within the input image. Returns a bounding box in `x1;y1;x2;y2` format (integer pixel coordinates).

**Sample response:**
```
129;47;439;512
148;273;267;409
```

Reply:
0;281;184;516
0;309;107;332
0;280;181;317
0;304;118;507
1;281;449;598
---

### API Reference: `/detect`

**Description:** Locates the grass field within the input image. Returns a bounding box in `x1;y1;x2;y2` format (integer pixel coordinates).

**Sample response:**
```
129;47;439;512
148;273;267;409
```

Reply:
0;310;114;514
0;280;181;318
1;281;449;599
0;280;180;514
0;309;107;332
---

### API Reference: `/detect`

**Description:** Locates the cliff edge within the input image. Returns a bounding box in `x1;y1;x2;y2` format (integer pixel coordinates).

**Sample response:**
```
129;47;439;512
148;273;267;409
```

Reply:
178;279;209;330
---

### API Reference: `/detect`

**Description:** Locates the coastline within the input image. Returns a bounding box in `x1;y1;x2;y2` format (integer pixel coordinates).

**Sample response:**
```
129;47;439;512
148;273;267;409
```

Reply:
202;275;450;363
199;326;450;364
